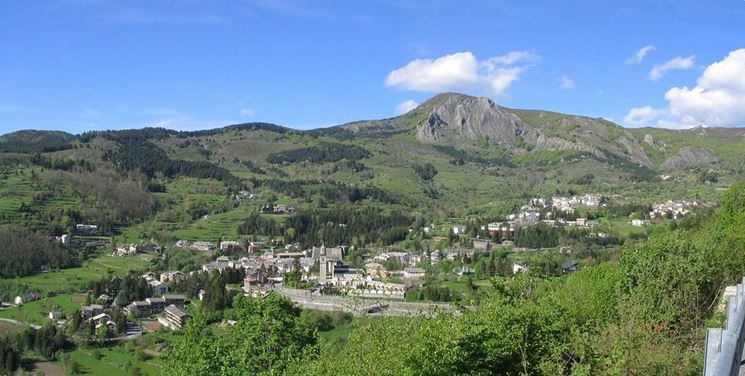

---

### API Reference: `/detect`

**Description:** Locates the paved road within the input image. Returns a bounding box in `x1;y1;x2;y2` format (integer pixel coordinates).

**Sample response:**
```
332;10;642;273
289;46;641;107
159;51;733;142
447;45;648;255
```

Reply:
0;317;41;329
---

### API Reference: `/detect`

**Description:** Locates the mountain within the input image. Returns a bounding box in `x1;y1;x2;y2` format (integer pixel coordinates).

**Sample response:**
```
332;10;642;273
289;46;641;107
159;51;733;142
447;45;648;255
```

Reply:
0;129;75;153
1;92;744;230
332;93;653;166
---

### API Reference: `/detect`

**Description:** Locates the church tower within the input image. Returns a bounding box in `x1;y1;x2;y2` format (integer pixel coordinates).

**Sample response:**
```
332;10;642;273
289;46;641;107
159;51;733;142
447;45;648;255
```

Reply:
319;242;327;284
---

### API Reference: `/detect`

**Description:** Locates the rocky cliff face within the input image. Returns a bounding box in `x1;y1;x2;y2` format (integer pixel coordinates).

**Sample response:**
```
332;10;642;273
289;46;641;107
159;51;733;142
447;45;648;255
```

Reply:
413;93;527;147
662;146;720;170
331;92;665;167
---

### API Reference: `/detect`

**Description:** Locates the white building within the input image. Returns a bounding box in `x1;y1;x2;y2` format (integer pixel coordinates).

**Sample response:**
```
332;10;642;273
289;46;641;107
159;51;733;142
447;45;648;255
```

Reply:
149;280;169;295
512;263;528;275
403;267;426;279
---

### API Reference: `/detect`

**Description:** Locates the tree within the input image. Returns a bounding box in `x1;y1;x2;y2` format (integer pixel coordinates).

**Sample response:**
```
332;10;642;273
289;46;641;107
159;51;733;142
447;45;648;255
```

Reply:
96;325;110;344
164;294;317;376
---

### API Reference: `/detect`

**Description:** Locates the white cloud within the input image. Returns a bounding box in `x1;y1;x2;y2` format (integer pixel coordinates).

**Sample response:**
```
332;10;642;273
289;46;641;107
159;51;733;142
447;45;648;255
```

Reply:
143;108;235;130
648;55;695;80
385;51;539;96
395;100;418;115
559;75;574;89
240;108;255;116
623;106;666;127
625;49;745;128
626;45;655;64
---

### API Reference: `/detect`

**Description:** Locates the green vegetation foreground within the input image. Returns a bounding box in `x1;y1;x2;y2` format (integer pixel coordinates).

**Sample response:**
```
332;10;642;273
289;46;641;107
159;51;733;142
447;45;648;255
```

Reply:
162;183;745;375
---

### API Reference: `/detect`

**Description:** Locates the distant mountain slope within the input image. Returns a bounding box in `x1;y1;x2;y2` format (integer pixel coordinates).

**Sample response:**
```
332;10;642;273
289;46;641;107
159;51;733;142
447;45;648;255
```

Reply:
2;92;745;204
328;93;652;168
0;130;75;153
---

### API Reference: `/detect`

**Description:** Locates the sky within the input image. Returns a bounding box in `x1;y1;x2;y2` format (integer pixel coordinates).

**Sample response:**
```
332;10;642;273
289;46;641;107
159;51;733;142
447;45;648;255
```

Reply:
1;0;744;134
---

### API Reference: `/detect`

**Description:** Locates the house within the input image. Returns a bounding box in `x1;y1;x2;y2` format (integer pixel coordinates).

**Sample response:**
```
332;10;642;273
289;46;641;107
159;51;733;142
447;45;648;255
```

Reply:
198;289;206;301
160;271;186;283
452;226;466;236
453;266;475;277
562;260;579;273
522;211;540;222
15;292;42;305
631;219;650;227
89;313;111;326
142;271;156;282
48;311;65;320
95;321;117;333
220;240;242;250
192;241;216;252
163;294;186;308
403;267;426;279
149;280;169;295
235;190;251;200
512;262;528;275
96;294;111;306
163;304;189;330
244;269;267;286
114;244;138;256
174;240;191;249
365;262;389;279
248;241;266;253
125;301;151;317
80;304;104;319
140;243;161;253
75;224;98;233
146;297;167;312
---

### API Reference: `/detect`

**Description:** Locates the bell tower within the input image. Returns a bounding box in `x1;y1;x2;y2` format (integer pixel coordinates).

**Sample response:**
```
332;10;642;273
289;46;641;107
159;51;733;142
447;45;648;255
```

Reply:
319;242;327;284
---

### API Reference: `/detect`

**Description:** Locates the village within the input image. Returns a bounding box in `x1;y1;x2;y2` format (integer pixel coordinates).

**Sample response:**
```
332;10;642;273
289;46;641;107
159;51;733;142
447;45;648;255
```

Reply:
0;192;709;365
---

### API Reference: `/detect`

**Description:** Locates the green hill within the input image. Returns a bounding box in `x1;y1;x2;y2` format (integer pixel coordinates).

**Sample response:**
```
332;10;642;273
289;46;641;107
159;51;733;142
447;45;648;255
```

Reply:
0;92;742;237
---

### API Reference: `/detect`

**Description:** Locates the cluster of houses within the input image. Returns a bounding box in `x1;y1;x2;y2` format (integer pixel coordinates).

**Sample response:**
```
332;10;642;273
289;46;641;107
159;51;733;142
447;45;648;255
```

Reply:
261;204;296;215
75;224;98;234
174;240;217;252
650;199;701;219
114;244;139;256
124;294;186;318
77;304;118;332
234;190;260;201
113;242;160;257
143;271;169;295
14;292;42;305
550;194;604;211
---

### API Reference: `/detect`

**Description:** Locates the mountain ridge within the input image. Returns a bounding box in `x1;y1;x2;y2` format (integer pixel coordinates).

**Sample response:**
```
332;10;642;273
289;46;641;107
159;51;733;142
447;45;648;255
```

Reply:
1;92;743;175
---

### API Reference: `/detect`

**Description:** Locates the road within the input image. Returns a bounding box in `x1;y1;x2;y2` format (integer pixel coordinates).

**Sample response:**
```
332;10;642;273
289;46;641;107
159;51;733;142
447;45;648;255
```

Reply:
0;317;41;330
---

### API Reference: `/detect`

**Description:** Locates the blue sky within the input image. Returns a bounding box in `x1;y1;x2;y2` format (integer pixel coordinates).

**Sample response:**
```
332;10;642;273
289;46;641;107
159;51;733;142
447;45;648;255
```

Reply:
1;0;744;134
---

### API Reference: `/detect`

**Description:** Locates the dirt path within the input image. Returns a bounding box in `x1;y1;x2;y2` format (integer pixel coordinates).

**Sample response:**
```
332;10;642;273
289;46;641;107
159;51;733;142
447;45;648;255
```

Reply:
32;362;64;376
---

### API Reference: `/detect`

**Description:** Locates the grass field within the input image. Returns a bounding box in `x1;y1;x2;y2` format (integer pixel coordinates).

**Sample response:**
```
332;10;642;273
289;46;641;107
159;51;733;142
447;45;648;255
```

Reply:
0;293;85;325
66;345;162;376
318;321;355;342
11;253;154;295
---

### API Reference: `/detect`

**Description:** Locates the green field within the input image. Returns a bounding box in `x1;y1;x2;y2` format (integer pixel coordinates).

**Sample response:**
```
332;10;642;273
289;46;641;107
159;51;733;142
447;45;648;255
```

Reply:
66;345;162;376
0;293;85;325
10;253;154;295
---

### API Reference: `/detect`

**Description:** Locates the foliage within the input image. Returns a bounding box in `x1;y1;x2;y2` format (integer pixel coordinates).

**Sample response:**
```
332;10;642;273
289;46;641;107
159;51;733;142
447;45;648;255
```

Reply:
285;207;413;247
266;143;370;164
0;225;77;278
0;130;75;153
412;162;437;181
104;139;241;187
163;294;317;376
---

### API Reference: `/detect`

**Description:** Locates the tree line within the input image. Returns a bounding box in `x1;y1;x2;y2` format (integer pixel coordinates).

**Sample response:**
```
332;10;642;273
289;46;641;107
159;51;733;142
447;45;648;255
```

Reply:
266;142;370;164
0;225;78;278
